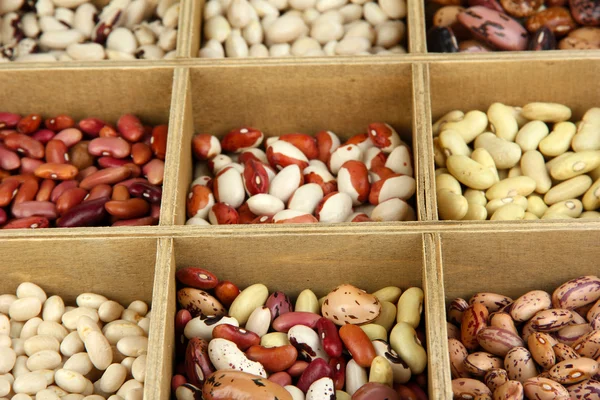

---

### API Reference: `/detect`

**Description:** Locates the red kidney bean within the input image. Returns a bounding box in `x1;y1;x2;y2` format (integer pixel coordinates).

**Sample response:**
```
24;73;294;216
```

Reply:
128;182;162;204
45;140;69;164
53;128;82;147
150;203;160;219
98;157;129;168
31;129;55;144
79;118;106;137
287;360;309;377
246;345;298;372
404;382;428;400
0;145;21;170
36;180;56;202
354;382;400;400
242;159;270;196
20;158;44;175
143;159;164;185
3;216;50;229
35;163;79;181
118;178;149;189
56;188;88;215
175;308;192;359
329;356;346;390
99;125;118;138
151;124;168;160
0;180;20;207
0;113;21;129
12;201;58;220
79;166;131;190
57;196;109;227
339;324;377;368
176;267;219;290
132;143;152;165
212;324;261;351
122;163;140;179
317;317;343;358
268;372;292;387
4;133;45;159
214;281;241;307
105;198;150;219
50;180;79;203
112;216;158;226
17;114;42;134
45;115;74;132
88;137;132;159
117;114;144;142
0;129;16;140
185;338;215;387
297;358;333;393
0;209;6;225
77;166;98;181
14;179;39;205
237;202;257;224
273;312;322;333
111;185;130;201
86;184;113;201
171;375;187;393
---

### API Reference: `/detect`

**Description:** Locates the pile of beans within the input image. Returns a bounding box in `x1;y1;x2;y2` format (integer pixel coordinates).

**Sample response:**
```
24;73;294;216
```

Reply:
173;267;428;399
0;0;179;62
0;112;166;229
426;0;600;52
198;0;407;57
0;282;150;399
447;275;600;399
187;124;416;225
433;102;600;221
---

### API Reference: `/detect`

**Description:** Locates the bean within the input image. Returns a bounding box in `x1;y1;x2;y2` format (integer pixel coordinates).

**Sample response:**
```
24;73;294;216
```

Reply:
34;163;79;181
57;196;109;228
88;137;131;159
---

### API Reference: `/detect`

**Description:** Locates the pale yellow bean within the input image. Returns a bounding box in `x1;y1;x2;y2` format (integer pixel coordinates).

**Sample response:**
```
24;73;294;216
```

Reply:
462;203;487;220
485;195;527;216
471;148;499;183
521;102;571;122
523;212;539;220
498;169;509;180
464;189;487;206
508;166;522;178
295;289;319;314
490;203;525;220
396;287;423;328
437;189;468;220
544;175;592;205
433;137;446;168
512;106;530;128
487;102;518;142
572;108;600;152
544;199;583;218
486;176;536;200
436;174;461;195
389;322;427;374
580;211;600;218
474;132;522;169
521;150;551;194
369;356;393;386
539;121;576;157
589;164;600;181
526;194;548;218
371;287;402;304
546;152;574;174
359;324;387;341
432;110;464;136
372;301;396;332
515;120;549;152
447;155;497;190
439;129;472;157
441;110;488;143
435;168;449;176
582;177;600;211
550;150;600;180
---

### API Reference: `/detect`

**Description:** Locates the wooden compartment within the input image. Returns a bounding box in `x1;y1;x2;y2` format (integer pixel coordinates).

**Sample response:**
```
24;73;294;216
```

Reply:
145;231;451;399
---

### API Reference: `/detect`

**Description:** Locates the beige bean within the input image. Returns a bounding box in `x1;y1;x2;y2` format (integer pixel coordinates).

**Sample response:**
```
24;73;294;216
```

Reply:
84;331;112;370
539;121;576;157
20;318;42;340
131;355;146;383
26;350;61;371
260;332;289;348
116;379;143;398
76;293;108;310
0;336;9;348
0;316;8;337
55;369;87;394
368;356;393;386
12;371;47;394
436;174;461;195
551;151;600;181
13;355;29;378
116;336;148;357
516;120;549;152
371;287;402;304
439;129;471;157
572;108;600;152
137;318;150;336
526;194;548;218
544;175;592;205
486;176;536;200
580;210;600;218
485;196;527;216
62;307;99;330
372;301;396;332
441;110;487;144
437;189;468;220
508;165;522;178
16;283;47;304
545;151;573;174
63;353;93;376
37;321;68;343
433;137;447;168
9;298;42;322
0;347;16;374
464;189;487;206
487;103;519;142
360;324;387;341
490;203;525;220
432;110;464;136
447;155;497;190
474;132;522;169
99;363;127;393
61;332;84;357
102;321;145;345
462;203;488;220
228;284;269;325
396;287;423;328
452;378;492;398
521;102;572;122
98;301;125;323
583;177;600;211
23;335;59;357
77;316;101;342
471;148;499;183
121;310;143;324
295;289;319;314
521;150;551;194
544;199;583;219
127;301;147;317
0;295;16;315
42;296;65;323
435;168;450;176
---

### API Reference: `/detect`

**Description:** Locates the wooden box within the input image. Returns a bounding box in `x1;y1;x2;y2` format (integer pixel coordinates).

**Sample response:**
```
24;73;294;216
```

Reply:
2;1;600;399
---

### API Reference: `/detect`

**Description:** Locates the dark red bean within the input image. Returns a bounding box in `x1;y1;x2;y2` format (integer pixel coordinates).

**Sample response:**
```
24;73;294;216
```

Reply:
56;196;109;228
128;182;162;204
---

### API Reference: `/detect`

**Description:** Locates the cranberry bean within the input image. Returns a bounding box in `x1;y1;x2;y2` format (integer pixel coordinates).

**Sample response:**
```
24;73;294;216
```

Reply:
143;159;164;185
105;198;150;219
242;159;270;196
45;140;69;164
45;115;75;132
79;118;106;137
31;130;56;144
17;114;42;134
339;324;377;367
14;179;39;204
208;203;239;225
0;146;21;171
88;137;132;158
3;216;50;229
77;166;99;181
111;185;130;201
297;358;332;393
212;324;261;351
0;113;21;129
329;356;346;390
214;281;241;307
268;371;292;387
68;141;95;170
273;312;322;332
53;128;83;147
317;317;343;358
12;201;58;220
176;268;219;290
98;156;129;168
79;166;131;190
112;216;158;226
151;124;168;160
0;209;6;225
36;180;56;202
50;180;79;203
86;184;113;201
117;114;145;142
221;127;264;153
20;158;44;175
280;133;319;160
34;163;79;181
129;182;162;204
132;143;153;165
237;202;258;224
56;187;88;215
57;196;109;227
4;133;45;159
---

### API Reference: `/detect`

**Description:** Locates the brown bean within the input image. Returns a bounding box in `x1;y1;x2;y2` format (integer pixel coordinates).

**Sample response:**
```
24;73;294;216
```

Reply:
151;124;168;160
99;125;118;138
129;182;162;204
112;185;130;201
68;141;95;170
17;114;42;134
77;166;98;181
12;201;58;219
14;179;39;204
132;143;152;165
4;133;45;159
56;187;88;215
105;198;150;219
79;167;131;190
34;163;79;181
36;179;56;202
98;156;129;168
0;180;21;207
526;7;577;36
45;140;69;164
123;163;142;178
86;184;113;201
